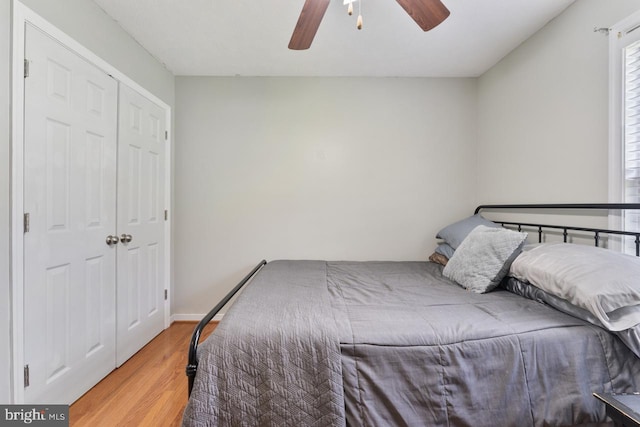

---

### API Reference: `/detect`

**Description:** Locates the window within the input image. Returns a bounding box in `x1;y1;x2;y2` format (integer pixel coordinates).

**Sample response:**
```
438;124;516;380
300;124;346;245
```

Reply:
610;11;640;254
623;39;640;252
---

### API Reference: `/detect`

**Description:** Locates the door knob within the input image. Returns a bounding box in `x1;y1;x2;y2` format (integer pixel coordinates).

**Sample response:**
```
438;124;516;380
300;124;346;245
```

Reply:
120;234;133;243
106;235;120;246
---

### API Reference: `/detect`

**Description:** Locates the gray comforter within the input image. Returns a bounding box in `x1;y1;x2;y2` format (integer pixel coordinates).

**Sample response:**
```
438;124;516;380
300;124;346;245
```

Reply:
183;260;640;426
183;261;345;426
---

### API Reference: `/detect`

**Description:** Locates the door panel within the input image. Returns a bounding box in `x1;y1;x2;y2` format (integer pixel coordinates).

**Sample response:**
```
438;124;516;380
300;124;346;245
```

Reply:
116;83;166;366
23;24;118;404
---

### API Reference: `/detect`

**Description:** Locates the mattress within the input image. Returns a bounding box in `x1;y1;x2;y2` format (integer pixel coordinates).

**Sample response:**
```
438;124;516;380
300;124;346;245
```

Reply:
183;260;640;426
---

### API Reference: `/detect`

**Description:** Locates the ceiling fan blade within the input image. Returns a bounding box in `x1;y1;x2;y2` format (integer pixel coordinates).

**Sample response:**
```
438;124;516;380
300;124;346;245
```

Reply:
396;0;450;31
289;0;331;50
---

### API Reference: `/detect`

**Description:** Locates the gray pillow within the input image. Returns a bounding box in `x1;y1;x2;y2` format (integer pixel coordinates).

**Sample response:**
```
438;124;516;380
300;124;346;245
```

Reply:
503;277;640;358
443;225;527;293
434;242;455;259
436;214;501;249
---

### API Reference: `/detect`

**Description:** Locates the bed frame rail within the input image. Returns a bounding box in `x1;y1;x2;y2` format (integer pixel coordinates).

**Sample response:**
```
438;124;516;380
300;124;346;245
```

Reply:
475;203;640;256
186;259;267;396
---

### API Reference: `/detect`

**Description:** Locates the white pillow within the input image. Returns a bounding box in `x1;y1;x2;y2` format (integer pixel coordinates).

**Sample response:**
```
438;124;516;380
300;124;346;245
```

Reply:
443;225;528;293
509;243;640;331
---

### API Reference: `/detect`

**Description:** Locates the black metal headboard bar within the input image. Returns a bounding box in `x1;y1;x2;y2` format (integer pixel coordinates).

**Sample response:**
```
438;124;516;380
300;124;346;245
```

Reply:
474;203;640;215
474;203;640;256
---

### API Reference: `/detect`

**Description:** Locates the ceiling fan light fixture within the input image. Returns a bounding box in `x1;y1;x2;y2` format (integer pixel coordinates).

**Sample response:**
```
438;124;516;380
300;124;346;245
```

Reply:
289;0;449;50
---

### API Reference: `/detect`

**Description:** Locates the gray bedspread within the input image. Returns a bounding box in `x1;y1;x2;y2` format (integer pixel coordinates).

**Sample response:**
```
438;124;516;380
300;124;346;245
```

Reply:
183;260;640;427
183;261;346;426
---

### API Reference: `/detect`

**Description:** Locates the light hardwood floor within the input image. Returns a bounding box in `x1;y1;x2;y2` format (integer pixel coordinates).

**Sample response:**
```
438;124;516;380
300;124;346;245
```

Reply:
69;322;216;427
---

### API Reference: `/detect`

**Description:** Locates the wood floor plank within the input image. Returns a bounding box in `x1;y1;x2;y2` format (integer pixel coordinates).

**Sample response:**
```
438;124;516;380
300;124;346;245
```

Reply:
69;322;216;427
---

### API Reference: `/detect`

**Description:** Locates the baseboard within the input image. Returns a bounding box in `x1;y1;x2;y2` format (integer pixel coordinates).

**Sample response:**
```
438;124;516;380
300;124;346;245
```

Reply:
170;313;224;323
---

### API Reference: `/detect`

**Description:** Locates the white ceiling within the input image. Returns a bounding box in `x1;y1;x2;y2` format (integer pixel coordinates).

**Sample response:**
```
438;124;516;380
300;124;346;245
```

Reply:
93;0;576;77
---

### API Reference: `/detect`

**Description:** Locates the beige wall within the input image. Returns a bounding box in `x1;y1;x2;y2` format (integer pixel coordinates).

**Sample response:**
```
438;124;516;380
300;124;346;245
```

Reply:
174;76;478;315
477;0;640;205
1;0;174;403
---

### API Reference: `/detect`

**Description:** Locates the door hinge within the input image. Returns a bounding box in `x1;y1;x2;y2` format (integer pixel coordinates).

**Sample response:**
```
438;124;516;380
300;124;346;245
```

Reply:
23;213;30;233
164;210;168;221
165;130;168;140
164;289;168;300
24;365;30;388
24;59;29;78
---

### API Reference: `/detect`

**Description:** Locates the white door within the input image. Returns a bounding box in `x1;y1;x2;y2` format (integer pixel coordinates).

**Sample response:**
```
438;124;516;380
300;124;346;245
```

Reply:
116;83;166;366
23;24;118;404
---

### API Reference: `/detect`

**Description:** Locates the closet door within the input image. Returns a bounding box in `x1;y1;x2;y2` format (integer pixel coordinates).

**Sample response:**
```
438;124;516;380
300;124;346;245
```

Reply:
23;24;118;404
116;83;166;366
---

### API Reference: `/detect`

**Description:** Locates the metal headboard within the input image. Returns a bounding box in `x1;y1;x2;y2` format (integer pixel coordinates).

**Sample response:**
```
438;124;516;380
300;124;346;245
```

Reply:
474;203;640;256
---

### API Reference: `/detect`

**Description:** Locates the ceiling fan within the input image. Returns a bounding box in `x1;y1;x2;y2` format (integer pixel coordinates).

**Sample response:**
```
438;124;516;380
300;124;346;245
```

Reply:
288;0;450;50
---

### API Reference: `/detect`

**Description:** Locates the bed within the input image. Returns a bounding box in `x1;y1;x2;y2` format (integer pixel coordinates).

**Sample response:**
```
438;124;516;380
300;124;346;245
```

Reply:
183;203;640;426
